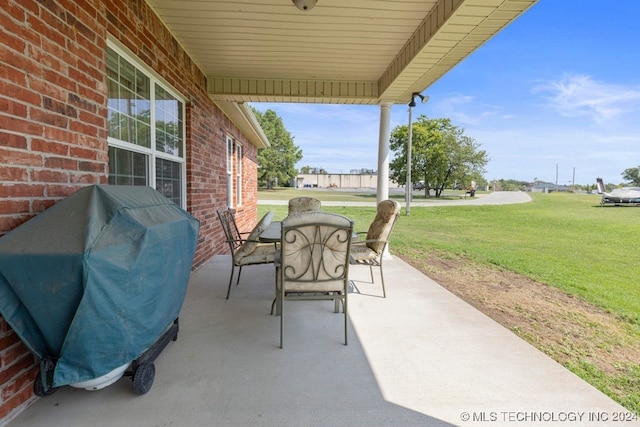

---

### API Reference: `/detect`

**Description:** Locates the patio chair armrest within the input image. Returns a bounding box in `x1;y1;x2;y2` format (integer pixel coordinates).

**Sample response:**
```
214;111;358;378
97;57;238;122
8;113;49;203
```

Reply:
351;231;367;243
352;238;382;245
230;237;263;244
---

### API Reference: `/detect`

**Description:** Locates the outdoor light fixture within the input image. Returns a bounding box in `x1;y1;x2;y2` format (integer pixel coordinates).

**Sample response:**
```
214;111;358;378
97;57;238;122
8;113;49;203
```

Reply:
406;92;429;216
409;92;429;107
292;0;317;11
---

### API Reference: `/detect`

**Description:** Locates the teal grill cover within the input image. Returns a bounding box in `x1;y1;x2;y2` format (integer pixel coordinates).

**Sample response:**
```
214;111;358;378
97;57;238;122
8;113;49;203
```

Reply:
0;185;199;388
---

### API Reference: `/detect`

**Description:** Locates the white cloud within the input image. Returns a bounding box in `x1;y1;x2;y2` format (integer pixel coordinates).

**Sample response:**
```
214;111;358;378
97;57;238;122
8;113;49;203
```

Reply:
533;74;640;124
430;95;503;126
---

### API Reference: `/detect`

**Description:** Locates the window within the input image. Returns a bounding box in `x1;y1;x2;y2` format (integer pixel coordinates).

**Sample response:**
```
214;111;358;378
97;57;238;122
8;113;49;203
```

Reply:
224;136;243;208
106;42;186;207
236;144;243;206
226;135;234;208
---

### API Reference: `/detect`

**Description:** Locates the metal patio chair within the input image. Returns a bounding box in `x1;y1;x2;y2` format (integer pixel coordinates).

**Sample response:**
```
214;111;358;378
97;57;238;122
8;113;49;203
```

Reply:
276;211;353;348
217;209;276;299
349;199;400;298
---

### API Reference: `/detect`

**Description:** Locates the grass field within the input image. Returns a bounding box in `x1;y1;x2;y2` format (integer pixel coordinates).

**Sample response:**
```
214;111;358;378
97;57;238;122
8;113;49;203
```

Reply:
259;189;640;412
392;192;640;325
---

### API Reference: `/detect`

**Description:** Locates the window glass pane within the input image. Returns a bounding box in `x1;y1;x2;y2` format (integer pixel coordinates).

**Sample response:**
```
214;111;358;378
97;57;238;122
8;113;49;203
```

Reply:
132;98;150;117
108;146;148;186
107;110;119;139
236;145;242;206
106;47;151;148
106;48;118;81
137;121;151;148
135;69;150;100
155;84;183;157
107;46;185;208
119;59;136;92
156;158;181;205
226;138;233;173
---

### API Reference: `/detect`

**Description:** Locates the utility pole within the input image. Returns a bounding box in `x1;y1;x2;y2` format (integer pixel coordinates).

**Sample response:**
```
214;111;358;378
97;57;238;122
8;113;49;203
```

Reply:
405;92;428;216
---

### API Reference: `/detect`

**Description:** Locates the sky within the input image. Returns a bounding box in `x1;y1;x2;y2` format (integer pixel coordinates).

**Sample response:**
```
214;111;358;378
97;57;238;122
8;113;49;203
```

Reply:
251;0;640;185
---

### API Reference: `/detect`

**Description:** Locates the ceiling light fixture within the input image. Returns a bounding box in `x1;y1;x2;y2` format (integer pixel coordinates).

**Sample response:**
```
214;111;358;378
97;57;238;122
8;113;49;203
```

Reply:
292;0;317;11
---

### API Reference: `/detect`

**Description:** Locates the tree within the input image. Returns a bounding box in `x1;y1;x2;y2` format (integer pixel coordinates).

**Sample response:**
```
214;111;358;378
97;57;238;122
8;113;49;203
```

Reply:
496;179;528;191
389;116;488;197
252;108;303;188
299;166;327;174
622;165;640;186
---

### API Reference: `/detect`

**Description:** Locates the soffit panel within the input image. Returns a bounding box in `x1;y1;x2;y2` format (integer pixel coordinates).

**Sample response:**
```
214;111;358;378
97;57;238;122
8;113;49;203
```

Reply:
146;0;537;105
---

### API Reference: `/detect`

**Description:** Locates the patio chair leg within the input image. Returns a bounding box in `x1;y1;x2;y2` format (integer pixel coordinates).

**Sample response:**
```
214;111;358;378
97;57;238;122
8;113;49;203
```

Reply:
368;264;374;283
280;299;284;349
343;296;348;345
348;280;360;294
272;266;282;316
379;262;386;298
225;265;235;300
236;266;243;286
334;294;344;313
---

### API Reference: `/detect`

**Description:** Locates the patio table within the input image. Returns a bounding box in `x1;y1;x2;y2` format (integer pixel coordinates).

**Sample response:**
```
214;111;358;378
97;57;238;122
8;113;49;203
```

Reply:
258;221;281;244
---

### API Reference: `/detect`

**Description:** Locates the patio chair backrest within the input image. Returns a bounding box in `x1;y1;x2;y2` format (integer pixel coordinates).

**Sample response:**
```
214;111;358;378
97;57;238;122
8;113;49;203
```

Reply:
365;199;401;254
217;209;243;253
280;211;353;292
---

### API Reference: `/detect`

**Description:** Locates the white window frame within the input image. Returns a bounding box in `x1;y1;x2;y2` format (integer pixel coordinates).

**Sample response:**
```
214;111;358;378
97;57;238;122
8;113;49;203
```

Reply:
106;39;187;208
226;135;234;208
236;143;243;207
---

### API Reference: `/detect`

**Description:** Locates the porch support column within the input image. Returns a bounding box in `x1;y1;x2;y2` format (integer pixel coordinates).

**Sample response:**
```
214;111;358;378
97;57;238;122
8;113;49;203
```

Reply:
376;102;392;204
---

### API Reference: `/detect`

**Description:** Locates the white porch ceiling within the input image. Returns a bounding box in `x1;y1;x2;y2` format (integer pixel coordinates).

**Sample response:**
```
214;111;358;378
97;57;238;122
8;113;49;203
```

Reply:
146;0;537;106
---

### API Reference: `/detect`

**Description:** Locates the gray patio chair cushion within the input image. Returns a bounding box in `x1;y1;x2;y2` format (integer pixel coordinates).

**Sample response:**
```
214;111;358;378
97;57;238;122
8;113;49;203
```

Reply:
234;243;276;265
349;244;377;262
363;199;400;253
287;197;321;215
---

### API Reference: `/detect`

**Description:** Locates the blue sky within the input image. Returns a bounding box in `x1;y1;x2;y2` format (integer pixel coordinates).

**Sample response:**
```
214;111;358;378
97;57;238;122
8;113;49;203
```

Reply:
252;0;640;185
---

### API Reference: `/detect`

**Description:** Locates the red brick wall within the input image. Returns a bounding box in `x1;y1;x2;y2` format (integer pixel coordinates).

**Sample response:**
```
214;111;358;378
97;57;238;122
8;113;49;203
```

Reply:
0;318;36;422
0;0;109;232
0;0;260;422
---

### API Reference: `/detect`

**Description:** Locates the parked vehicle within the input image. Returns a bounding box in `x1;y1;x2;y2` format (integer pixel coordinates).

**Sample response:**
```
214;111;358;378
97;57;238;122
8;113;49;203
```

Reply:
413;181;425;190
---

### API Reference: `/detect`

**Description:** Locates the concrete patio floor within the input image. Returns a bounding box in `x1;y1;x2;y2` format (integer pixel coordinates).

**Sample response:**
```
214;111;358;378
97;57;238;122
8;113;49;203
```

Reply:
9;254;639;426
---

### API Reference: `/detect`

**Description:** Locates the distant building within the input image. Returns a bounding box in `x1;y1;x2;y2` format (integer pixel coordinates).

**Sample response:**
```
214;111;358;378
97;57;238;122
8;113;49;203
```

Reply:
296;173;401;189
526;181;571;193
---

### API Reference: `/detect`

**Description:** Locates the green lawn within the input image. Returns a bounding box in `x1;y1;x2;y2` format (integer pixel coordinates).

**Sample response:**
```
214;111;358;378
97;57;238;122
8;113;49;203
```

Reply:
392;192;640;325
